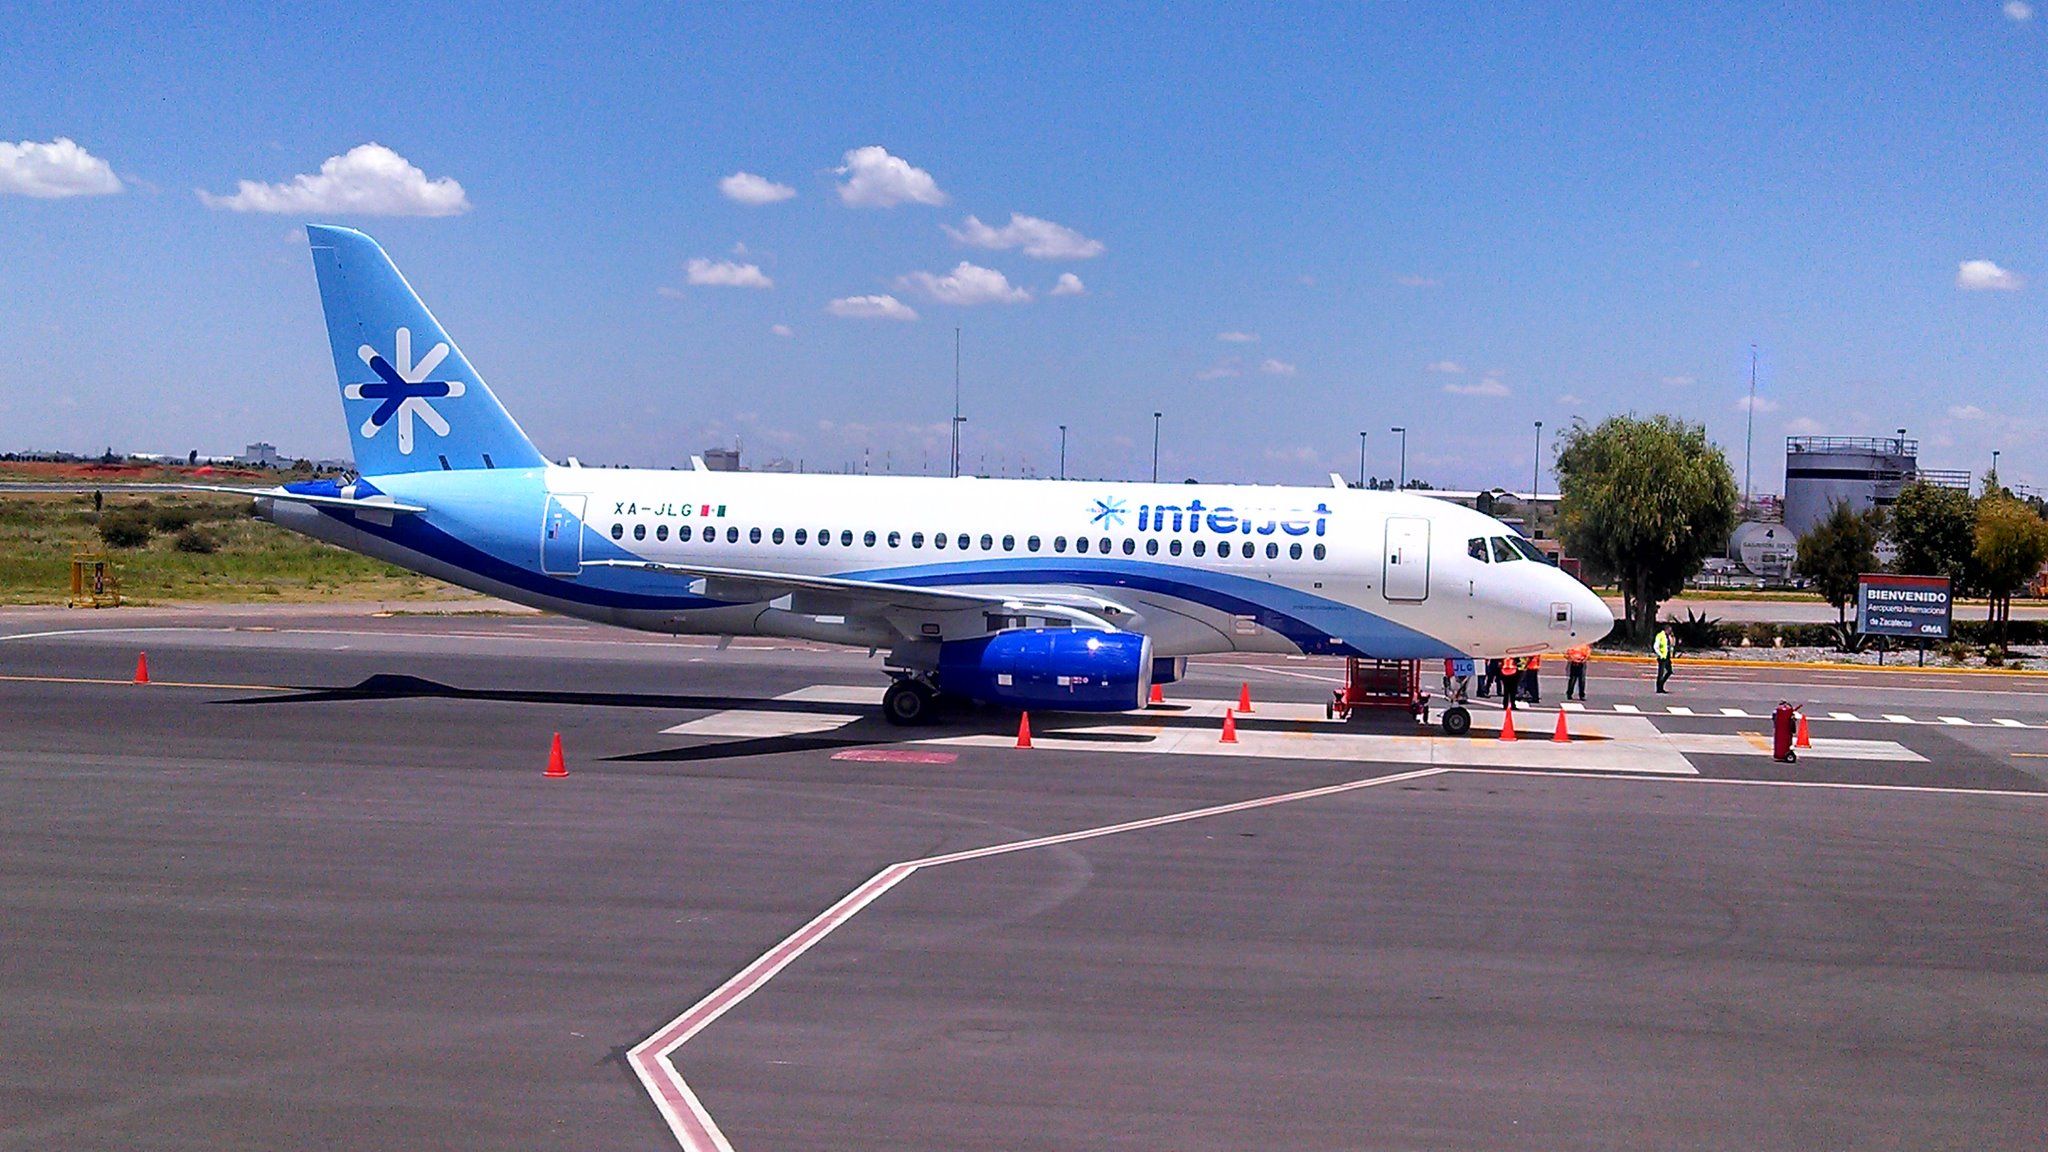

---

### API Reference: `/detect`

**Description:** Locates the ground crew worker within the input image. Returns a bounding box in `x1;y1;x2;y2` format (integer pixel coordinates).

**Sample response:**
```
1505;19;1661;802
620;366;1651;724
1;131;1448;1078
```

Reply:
1520;653;1542;704
1498;655;1521;710
1565;643;1591;701
1654;625;1675;694
1442;656;1472;704
1479;657;1500;698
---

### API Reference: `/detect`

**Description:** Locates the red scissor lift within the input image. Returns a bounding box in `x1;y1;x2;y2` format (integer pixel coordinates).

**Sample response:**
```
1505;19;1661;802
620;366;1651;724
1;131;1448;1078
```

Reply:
1327;657;1471;735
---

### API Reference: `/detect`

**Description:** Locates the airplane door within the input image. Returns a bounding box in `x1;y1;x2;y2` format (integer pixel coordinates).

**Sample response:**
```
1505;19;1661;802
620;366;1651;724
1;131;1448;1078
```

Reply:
1382;517;1430;602
542;494;586;576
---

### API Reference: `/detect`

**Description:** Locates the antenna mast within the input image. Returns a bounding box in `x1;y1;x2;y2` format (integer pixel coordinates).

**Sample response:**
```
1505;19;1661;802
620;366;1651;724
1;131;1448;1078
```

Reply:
1743;344;1757;511
950;327;962;478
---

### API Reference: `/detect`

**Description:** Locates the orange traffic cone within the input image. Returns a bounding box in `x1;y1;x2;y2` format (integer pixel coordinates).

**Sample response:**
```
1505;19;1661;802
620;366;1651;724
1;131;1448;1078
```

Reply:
1237;682;1253;713
1149;682;1165;705
1795;712;1811;749
1499;708;1517;742
545;732;568;778
1552;709;1571;744
1220;708;1239;744
132;651;149;685
1015;712;1033;749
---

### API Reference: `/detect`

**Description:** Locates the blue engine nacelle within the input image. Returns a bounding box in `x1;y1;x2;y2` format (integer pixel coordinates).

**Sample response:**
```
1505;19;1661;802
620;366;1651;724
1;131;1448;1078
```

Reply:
937;628;1153;712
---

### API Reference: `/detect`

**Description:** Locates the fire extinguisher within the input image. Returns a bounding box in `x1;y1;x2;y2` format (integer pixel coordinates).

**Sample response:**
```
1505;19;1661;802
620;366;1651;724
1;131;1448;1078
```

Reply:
1772;701;1798;763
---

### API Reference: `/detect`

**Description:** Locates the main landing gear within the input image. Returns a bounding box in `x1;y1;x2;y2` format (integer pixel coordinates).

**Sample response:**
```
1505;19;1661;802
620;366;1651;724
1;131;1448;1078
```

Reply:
882;676;940;726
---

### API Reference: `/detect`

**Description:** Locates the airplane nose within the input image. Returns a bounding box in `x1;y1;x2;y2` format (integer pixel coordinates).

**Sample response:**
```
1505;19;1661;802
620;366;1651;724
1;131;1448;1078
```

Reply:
1577;584;1615;641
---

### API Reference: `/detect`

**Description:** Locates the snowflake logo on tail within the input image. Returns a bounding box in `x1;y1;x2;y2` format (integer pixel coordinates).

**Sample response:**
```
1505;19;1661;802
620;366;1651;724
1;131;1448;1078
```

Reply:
345;327;465;454
1090;496;1127;528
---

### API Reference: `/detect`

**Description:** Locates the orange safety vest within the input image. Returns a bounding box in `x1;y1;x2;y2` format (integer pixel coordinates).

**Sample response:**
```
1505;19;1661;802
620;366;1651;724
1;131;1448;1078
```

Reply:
1499;657;1520;676
1524;654;1541;670
1565;644;1592;665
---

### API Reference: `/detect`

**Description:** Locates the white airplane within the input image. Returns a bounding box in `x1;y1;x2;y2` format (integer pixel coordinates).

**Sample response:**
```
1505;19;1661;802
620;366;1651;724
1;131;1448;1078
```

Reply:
248;226;1611;729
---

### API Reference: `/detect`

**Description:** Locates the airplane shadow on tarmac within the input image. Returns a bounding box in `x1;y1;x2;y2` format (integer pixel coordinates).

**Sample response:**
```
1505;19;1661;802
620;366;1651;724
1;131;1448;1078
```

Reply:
225;673;1327;763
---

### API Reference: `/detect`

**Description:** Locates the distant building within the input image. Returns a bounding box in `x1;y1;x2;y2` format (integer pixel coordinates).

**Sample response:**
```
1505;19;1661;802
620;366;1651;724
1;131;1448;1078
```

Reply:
1782;436;1970;537
702;447;741;472
238;441;279;467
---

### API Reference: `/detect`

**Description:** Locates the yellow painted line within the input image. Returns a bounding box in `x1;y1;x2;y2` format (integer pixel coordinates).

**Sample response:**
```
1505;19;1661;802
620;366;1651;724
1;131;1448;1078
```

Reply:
0;673;289;692
2009;752;2048;759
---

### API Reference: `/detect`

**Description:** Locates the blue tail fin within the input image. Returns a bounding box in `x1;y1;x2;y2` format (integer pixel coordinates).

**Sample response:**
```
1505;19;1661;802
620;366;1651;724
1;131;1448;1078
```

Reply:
305;225;546;475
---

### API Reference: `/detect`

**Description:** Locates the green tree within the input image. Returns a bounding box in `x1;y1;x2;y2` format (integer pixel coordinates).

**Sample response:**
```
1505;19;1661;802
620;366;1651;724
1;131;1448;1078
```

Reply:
1795;500;1880;632
1973;496;2048;644
1889;481;1977;592
1555;414;1738;641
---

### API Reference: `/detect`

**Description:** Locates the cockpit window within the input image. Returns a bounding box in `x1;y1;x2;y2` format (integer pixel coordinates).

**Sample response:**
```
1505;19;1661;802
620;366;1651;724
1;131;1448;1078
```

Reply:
1509;536;1547;563
1489;537;1522;563
1468;537;1490;562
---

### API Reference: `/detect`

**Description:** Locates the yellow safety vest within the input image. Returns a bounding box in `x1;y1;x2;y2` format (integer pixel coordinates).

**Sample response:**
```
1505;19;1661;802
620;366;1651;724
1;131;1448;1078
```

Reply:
1653;631;1672;658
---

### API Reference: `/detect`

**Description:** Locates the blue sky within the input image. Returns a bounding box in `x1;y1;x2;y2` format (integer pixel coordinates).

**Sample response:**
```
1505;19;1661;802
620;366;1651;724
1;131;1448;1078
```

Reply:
4;1;2045;492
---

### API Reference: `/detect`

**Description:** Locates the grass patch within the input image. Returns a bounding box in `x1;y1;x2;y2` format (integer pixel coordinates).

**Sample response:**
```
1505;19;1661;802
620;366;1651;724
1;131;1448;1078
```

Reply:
0;491;473;605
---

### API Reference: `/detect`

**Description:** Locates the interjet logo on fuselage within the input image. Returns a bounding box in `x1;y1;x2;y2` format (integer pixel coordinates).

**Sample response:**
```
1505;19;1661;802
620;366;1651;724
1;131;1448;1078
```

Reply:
345;327;465;454
1131;497;1332;537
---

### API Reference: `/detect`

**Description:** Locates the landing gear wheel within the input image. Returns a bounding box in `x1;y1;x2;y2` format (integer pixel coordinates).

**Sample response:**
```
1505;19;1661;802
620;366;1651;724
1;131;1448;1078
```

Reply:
1441;706;1471;736
883;679;936;726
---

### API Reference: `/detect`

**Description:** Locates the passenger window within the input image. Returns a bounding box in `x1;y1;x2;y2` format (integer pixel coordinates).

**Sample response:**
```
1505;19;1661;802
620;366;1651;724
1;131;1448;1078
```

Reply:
1122;538;1136;555
633;524;646;541
727;527;739;544
1266;541;1279;559
863;530;877;547
794;528;807;544
1289;542;1302;560
611;524;624;540
1027;535;1040;552
1313;543;1326;560
1169;539;1183;557
1101;537;1112;554
749;527;762;544
911;532;925;548
1469;537;1490;562
656;524;669;541
1489;537;1521;563
680;525;693;542
1217;540;1231;558
819;528;830;545
888;531;901;548
958;534;971;550
1192;540;1205;557
1002;535;1015;552
981;534;994;550
772;527;784;544
934;532;947;550
1053;536;1067;553
841;530;854;547
1144;539;1158;556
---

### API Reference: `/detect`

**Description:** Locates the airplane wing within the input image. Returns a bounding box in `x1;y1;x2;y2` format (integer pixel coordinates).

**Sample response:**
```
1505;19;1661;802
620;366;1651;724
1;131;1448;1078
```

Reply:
0;481;426;514
582;559;1131;624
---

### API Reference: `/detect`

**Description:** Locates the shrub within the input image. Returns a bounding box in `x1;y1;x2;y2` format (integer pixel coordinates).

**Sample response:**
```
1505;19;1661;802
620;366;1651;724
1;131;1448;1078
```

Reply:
151;505;198;533
1665;608;1727;649
172;526;218;554
97;511;153;549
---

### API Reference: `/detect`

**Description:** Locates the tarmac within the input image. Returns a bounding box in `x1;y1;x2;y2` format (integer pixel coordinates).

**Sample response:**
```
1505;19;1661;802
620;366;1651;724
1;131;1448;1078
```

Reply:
2;604;2045;1151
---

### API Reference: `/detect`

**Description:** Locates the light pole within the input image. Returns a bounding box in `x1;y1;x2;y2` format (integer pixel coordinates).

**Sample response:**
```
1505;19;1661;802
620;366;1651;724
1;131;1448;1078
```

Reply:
1358;431;1367;488
1058;424;1067;481
950;327;962;478
1897;427;1908;455
1152;412;1162;483
1532;420;1543;497
1391;426;1407;489
1993;449;2002;484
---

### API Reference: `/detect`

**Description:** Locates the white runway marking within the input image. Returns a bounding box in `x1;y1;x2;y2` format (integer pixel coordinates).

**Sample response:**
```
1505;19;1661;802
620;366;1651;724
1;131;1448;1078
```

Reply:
1995;718;2029;728
1939;716;1973;726
1830;712;1861;721
1561;702;1586;712
1719;707;1750;716
1614;704;1641;714
1883;713;1916;724
1666;706;1695;716
627;766;1451;1152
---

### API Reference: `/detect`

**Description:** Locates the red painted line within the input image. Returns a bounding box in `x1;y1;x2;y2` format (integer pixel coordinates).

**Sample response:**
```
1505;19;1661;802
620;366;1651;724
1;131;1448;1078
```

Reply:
830;748;959;764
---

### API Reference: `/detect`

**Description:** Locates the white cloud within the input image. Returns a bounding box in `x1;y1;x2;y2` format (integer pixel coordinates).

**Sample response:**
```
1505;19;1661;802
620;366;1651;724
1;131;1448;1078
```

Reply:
1425;360;1464;374
1737;394;1780;413
1196;360;1242;380
1050;272;1086;296
1557;393;1584;407
1394;274;1441;287
771;324;794;338
1218;331;1259;343
1444;377;1509;397
200;143;468;216
1260;358;1298;376
1661;375;1697;387
2007;1;2033;21
1784;416;1826;436
898;261;1030;305
835;146;946;208
0;137;122;198
685;257;773;288
1948;403;1988;420
1958;259;2025;291
718;171;795;205
827;294;918;321
944;213;1103;259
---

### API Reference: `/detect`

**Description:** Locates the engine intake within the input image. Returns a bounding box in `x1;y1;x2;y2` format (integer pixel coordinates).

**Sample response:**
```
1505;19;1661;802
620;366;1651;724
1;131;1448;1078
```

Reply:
937;628;1153;712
